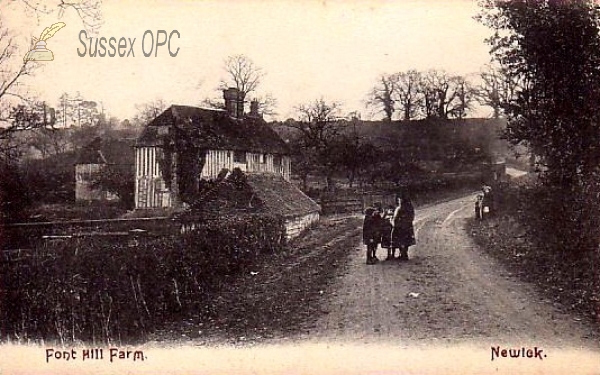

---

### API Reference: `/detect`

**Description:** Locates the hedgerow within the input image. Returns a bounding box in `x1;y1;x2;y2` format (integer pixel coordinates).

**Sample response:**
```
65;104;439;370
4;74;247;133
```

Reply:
0;213;285;344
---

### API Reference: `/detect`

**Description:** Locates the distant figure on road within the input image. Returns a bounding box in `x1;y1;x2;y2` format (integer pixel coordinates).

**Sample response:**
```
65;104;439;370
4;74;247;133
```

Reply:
363;207;383;265
481;185;493;219
475;194;483;220
391;195;416;261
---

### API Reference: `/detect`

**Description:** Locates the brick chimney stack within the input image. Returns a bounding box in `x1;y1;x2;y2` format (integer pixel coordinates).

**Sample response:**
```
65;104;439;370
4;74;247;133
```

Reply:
249;99;261;118
223;88;245;118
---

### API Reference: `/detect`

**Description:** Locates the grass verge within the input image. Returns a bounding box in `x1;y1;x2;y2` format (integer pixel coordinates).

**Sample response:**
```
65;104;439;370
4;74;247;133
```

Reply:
466;181;600;329
149;215;362;345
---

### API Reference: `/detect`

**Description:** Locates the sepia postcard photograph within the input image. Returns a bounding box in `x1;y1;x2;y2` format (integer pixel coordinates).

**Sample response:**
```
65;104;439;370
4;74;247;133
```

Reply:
0;0;599;374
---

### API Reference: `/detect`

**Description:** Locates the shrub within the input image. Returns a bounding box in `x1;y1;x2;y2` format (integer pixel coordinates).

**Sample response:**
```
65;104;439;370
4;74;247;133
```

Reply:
19;151;77;204
0;162;32;223
512;181;600;258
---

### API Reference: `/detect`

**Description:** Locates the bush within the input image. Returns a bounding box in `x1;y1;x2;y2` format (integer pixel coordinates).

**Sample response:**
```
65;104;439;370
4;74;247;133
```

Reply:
19;152;77;204
0;213;285;344
468;180;600;321
0;162;32;223
514;182;600;257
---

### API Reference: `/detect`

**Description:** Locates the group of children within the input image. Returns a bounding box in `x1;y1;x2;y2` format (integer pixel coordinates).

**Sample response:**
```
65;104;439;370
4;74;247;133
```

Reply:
362;196;416;265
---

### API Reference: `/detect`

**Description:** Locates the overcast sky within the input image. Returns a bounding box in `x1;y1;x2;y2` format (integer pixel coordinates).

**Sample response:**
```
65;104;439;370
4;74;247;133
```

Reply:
5;0;493;121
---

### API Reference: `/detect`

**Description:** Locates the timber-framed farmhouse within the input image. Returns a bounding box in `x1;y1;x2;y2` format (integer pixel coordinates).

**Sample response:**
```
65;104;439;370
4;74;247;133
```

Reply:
134;88;293;210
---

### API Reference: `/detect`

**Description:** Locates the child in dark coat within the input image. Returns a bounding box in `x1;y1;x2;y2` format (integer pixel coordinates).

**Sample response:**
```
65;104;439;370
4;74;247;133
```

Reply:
363;207;382;265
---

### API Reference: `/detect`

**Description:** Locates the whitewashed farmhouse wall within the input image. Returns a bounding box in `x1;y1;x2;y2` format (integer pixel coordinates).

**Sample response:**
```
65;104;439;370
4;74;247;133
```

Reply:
135;146;171;209
284;212;320;240
201;149;291;180
135;147;291;209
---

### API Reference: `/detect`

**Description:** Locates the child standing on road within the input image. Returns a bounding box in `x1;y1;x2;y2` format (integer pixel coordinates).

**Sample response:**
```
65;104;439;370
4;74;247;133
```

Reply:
363;207;382;265
475;195;483;220
391;195;416;261
380;205;394;257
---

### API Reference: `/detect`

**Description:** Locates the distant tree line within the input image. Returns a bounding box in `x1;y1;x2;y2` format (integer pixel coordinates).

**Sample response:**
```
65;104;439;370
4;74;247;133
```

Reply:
366;67;515;121
278;98;495;192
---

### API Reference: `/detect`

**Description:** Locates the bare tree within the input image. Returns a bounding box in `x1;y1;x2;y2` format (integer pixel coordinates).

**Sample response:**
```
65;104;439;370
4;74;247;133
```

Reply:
366;73;398;121
417;70;475;119
15;0;103;34
291;99;342;148
27;126;70;157
0;18;41;161
133;99;168;126
396;70;422;121
475;64;517;118
202;55;276;118
0;20;35;127
416;70;441;119
220;54;264;97
251;93;278;117
1;0;104;154
286;98;343;190
448;75;476;119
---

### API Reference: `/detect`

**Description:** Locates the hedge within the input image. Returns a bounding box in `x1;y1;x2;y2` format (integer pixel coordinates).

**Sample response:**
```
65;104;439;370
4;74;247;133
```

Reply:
0;213;285;344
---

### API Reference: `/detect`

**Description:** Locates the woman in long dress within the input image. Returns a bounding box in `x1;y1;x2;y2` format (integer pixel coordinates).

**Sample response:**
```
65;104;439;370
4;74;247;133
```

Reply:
391;195;416;261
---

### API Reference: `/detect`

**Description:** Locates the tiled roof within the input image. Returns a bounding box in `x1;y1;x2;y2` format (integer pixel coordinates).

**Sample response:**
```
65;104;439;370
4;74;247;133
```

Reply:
245;173;321;218
178;170;320;220
136;105;289;155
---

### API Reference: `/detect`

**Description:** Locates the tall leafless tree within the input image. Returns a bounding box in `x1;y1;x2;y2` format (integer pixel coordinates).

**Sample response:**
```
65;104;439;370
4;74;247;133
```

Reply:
291;99;342;148
475;64;517;118
416;70;442;119
396;70;422;121
208;54;277;117
417;70;474;119
133;99;167;126
286;98;343;190
220;54;264;97
366;73;398;121
448;75;477;119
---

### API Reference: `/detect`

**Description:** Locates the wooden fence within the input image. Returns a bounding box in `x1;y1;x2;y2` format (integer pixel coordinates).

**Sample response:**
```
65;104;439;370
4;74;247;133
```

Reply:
0;217;177;250
317;191;396;215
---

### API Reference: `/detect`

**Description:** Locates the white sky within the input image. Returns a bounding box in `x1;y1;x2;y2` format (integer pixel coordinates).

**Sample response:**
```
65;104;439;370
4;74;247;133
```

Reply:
4;0;493;121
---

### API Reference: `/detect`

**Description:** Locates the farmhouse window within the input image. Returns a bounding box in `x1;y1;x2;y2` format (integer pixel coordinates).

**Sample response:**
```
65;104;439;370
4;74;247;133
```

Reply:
234;150;246;163
273;155;282;169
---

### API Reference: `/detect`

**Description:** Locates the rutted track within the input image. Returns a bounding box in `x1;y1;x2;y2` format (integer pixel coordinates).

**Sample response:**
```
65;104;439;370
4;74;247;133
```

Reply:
299;194;599;348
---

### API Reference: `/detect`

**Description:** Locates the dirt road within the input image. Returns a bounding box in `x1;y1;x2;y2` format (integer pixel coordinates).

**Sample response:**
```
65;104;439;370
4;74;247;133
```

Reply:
300;194;599;349
6;194;599;375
